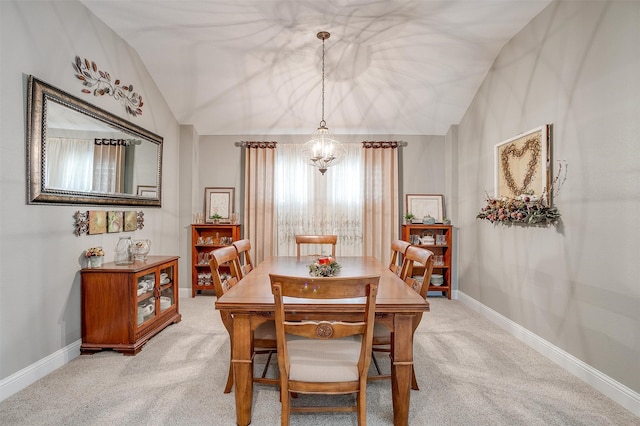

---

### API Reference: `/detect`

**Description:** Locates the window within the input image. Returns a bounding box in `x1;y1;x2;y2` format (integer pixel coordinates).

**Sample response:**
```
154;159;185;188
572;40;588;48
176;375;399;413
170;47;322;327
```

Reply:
274;143;363;256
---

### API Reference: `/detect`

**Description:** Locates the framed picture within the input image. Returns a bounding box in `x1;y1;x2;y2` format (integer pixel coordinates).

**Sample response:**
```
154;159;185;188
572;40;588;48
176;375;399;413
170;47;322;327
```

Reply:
124;211;138;232
406;194;445;223
88;210;107;234
495;124;550;204
107;211;124;233
136;185;158;198
204;187;234;222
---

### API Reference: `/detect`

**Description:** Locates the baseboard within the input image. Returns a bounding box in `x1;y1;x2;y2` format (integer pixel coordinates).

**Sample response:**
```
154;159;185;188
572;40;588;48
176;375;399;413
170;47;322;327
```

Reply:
0;339;81;402
2;289;193;403
457;291;640;417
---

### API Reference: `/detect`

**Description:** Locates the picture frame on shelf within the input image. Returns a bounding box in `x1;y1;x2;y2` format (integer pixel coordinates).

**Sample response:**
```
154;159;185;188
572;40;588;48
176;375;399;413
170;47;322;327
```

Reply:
406;194;445;223
495;124;551;204
204;187;234;223
136;185;158;198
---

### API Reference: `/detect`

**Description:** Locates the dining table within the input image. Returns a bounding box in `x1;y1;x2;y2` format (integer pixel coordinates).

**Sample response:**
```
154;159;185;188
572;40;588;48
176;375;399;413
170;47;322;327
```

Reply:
214;256;430;426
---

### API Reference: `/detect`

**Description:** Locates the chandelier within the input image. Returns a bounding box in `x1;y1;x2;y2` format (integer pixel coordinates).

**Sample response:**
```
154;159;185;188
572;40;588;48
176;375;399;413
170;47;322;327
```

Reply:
301;31;346;175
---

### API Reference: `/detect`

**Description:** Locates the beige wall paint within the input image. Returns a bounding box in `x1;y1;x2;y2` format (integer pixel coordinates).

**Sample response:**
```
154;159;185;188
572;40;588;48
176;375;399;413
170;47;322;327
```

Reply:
457;1;640;393
195;134;448;241
0;1;181;381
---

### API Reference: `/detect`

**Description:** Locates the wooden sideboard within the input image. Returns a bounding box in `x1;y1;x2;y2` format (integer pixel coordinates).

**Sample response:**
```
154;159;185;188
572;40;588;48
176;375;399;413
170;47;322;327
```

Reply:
80;255;181;355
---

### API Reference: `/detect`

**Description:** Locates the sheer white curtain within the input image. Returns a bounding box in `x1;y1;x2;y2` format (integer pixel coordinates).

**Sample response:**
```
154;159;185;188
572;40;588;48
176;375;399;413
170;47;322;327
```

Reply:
275;143;363;256
46;138;94;191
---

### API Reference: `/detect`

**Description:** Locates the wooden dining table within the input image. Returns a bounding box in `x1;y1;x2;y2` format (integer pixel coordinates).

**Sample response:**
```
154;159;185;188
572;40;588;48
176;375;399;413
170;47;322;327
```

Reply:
214;256;429;426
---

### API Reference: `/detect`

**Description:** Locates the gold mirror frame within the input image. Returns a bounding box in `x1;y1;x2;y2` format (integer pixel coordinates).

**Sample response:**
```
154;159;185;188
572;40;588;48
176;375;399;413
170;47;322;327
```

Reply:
26;75;162;206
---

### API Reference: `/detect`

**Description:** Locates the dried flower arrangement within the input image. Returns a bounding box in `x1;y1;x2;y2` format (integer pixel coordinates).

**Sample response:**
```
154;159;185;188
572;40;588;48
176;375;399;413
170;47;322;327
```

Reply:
477;161;566;227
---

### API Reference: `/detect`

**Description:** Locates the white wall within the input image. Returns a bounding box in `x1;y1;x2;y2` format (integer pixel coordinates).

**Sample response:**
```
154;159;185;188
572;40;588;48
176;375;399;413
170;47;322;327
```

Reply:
0;0;181;387
457;0;640;395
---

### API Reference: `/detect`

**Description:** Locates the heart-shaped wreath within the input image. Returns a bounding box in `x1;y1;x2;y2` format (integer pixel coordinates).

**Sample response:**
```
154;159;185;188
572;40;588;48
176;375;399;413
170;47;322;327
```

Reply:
500;136;541;196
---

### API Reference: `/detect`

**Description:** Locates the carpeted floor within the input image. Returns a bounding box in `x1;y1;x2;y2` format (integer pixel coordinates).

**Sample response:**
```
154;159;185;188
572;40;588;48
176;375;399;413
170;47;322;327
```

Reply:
0;295;637;425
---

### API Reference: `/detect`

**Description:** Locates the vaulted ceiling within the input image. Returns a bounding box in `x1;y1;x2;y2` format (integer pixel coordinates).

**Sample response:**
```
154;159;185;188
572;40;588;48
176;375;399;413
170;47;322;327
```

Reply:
81;0;551;136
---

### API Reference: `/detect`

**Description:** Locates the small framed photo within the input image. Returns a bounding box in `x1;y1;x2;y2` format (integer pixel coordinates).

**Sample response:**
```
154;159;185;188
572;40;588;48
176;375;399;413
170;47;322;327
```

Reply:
495;124;550;204
107;211;124;233
406;194;445;223
124;211;138;232
136;185;158;198
204;187;234;223
88;210;107;234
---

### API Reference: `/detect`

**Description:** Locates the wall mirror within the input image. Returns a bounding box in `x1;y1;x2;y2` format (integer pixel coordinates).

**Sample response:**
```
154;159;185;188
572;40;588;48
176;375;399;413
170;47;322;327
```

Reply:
26;75;162;206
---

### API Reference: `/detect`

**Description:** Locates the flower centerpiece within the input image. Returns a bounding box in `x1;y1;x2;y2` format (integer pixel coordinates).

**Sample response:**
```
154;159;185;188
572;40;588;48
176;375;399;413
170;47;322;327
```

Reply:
85;246;105;268
210;213;222;224
308;257;341;277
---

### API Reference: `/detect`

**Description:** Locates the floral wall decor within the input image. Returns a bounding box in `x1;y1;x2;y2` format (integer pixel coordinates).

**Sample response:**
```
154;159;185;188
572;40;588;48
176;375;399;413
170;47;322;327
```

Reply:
72;56;144;117
477;161;566;227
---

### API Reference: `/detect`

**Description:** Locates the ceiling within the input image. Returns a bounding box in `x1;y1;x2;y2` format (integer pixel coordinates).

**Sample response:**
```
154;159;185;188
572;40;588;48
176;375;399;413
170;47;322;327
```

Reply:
81;0;551;136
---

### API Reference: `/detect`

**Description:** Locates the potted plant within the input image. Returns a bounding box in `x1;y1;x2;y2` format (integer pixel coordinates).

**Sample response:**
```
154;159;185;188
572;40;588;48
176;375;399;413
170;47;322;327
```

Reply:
85;246;105;268
210;213;223;224
404;213;415;224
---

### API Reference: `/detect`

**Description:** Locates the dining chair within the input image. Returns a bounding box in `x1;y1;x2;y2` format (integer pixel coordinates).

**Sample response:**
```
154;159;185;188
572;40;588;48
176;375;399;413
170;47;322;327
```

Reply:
232;239;254;279
294;234;337;257
388;239;411;278
369;245;434;390
269;273;380;426
209;246;278;393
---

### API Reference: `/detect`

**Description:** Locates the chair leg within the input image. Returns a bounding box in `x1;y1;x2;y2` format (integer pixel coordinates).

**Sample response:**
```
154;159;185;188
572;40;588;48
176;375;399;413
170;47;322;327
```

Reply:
371;351;383;375
411;366;419;391
357;389;366;426
280;388;290;426
224;357;233;393
260;350;274;378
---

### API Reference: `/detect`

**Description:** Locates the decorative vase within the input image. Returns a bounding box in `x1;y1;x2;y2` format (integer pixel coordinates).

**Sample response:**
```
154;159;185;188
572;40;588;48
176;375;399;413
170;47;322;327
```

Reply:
89;256;103;268
422;215;436;224
114;236;133;265
132;239;151;261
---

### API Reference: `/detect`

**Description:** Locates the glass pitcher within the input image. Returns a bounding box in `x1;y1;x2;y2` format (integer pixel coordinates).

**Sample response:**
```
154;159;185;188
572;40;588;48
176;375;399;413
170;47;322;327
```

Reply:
114;236;133;265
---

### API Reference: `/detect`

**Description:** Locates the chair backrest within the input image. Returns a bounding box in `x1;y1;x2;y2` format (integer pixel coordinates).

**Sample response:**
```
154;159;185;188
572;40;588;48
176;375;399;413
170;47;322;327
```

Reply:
295;234;338;257
269;274;379;383
209;246;243;334
232;239;254;279
402;246;434;331
389;239;411;278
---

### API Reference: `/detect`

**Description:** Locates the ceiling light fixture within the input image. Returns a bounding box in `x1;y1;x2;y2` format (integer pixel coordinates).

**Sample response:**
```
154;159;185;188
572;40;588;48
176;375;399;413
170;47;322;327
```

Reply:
301;31;346;175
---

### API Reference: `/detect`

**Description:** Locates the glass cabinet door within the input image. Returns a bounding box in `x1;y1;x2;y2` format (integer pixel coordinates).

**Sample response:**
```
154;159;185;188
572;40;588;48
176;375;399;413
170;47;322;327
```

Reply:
159;264;175;313
136;272;156;325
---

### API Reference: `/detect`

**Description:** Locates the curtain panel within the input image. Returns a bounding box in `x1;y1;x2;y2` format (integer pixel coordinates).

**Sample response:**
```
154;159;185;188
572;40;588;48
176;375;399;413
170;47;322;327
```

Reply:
362;141;400;264
242;141;277;265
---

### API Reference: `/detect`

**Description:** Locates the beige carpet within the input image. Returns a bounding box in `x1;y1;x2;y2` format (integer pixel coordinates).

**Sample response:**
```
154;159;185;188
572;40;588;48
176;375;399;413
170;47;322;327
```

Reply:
0;295;637;425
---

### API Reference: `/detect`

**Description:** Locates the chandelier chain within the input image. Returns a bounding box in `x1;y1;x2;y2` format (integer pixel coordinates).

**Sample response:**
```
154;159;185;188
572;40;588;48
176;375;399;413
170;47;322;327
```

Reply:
320;35;326;127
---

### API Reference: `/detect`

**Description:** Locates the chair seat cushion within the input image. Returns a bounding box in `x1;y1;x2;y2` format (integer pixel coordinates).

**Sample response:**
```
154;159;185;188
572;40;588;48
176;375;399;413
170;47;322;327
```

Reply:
287;335;361;382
